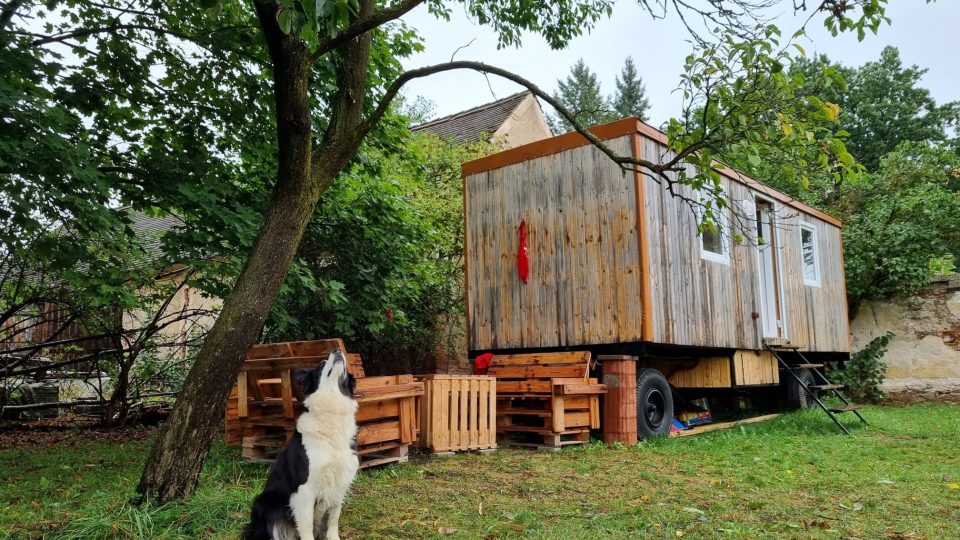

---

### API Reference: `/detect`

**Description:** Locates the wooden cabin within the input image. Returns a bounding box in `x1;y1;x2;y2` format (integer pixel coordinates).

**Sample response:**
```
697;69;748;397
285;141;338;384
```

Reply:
462;118;850;402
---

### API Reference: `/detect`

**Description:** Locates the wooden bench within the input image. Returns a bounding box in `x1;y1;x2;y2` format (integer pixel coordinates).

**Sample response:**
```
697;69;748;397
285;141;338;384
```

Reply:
225;339;423;468
488;351;606;450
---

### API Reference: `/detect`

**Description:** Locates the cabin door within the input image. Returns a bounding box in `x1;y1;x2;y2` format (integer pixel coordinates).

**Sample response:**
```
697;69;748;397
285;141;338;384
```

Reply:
754;199;784;338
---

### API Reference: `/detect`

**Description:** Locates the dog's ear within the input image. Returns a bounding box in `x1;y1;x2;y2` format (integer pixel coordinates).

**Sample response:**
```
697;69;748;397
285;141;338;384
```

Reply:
294;369;315;393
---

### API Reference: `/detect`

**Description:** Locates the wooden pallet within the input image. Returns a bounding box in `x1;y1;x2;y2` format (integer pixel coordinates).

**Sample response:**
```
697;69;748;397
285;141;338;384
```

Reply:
417;375;497;455
498;429;591;451
225;339;423;469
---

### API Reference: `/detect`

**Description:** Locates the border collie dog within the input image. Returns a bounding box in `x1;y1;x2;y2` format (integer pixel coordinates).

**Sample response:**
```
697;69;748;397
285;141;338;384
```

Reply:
243;349;359;540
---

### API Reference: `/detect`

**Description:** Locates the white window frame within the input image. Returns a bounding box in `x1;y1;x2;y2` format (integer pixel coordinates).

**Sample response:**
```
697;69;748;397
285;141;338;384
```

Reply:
799;221;821;288
697;187;730;265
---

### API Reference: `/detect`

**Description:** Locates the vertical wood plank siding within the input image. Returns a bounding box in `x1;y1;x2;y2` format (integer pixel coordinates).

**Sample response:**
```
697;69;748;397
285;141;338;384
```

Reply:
464;124;849;354
777;213;849;351
640;134;849;353
465;135;641;351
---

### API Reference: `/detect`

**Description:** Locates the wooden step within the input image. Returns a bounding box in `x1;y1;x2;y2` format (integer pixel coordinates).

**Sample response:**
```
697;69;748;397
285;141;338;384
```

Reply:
828;405;862;413
769;344;802;350
790;363;824;369
811;384;844;391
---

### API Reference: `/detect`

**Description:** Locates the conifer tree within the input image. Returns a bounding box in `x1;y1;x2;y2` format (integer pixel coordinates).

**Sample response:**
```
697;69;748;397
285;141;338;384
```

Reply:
612;56;650;121
549;58;615;133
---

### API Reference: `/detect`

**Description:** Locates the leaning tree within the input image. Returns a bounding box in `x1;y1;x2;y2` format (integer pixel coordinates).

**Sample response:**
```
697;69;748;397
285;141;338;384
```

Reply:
2;0;895;501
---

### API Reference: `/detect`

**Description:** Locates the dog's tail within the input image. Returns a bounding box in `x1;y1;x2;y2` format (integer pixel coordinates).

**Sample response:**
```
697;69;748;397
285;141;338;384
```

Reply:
241;490;290;540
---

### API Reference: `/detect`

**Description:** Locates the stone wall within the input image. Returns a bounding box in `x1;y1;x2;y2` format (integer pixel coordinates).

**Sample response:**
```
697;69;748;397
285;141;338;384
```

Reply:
850;275;960;402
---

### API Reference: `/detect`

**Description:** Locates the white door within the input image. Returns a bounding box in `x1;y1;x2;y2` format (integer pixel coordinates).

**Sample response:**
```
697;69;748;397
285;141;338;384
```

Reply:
755;199;783;338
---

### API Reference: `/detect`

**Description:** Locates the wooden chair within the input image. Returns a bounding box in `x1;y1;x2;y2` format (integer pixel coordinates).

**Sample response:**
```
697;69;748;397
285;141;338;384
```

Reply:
487;351;606;449
225;339;423;468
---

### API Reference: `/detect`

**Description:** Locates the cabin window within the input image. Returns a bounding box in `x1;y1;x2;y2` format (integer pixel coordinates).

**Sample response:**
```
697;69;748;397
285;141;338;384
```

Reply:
697;189;729;264
799;222;821;287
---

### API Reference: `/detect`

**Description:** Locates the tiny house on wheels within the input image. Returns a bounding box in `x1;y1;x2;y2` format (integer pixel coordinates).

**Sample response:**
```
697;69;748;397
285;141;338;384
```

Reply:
462;117;856;438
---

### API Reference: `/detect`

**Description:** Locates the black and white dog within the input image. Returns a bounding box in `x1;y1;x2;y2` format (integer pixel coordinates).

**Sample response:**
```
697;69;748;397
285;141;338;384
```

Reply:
242;349;360;540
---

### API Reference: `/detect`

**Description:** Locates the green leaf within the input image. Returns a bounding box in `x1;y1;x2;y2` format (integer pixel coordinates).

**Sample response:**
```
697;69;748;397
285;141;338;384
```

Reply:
278;8;295;35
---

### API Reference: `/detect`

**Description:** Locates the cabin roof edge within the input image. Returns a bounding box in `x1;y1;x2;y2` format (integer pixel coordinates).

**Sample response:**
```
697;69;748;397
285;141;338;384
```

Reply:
461;117;842;228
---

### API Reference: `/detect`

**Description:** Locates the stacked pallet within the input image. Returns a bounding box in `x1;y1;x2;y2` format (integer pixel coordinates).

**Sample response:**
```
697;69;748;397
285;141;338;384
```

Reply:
225;339;423;468
487;351;606;450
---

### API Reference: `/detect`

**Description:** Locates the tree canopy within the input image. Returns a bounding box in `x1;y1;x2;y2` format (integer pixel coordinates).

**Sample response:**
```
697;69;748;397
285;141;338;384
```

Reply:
792;47;959;170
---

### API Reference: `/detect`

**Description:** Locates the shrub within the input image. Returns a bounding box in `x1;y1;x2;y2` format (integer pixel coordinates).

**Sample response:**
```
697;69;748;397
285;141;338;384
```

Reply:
831;331;894;403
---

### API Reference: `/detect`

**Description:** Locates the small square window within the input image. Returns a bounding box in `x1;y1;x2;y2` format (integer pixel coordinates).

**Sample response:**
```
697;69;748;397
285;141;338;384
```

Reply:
698;188;729;265
702;224;724;256
800;222;820;287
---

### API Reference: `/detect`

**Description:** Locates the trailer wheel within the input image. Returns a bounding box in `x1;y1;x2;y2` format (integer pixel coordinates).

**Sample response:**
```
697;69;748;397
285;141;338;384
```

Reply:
636;368;673;439
786;368;817;410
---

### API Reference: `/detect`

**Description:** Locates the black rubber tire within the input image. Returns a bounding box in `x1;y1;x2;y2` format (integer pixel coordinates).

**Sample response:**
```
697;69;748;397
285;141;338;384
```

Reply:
636;368;674;439
786;368;817;410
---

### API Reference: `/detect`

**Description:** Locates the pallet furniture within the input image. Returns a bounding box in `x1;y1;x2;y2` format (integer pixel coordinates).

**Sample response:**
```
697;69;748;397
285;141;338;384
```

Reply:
225;339;423;468
488;351;606;450
417;375;497;455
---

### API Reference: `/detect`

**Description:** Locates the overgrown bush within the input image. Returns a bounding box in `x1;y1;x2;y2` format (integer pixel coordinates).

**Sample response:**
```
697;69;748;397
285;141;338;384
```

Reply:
831;331;894;403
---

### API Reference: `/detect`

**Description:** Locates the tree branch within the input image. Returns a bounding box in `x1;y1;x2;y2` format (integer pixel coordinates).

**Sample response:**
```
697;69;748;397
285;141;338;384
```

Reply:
0;0;25;31
310;0;425;62
363;61;673;178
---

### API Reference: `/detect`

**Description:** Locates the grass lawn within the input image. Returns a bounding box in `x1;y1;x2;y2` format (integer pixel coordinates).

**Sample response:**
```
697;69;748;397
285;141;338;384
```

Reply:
2;403;959;539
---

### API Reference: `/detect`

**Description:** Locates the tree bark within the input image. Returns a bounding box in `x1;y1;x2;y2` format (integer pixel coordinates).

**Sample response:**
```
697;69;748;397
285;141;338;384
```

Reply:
136;0;375;502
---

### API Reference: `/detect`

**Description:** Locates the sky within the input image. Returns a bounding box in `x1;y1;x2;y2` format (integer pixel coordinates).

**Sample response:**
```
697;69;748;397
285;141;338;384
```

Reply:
398;1;960;127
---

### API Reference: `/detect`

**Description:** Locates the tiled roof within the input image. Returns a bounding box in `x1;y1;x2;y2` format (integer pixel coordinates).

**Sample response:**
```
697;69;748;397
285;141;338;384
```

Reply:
412;91;530;143
127;211;184;260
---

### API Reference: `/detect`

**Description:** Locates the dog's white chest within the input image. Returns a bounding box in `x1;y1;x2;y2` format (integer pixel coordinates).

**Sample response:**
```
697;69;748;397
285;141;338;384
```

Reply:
306;439;357;492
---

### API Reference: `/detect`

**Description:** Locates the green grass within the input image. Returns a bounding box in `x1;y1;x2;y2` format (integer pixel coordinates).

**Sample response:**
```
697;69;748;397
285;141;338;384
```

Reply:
2;404;959;539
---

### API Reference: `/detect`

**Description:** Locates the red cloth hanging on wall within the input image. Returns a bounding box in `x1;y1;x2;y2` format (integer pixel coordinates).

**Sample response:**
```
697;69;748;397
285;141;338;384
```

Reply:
517;219;529;284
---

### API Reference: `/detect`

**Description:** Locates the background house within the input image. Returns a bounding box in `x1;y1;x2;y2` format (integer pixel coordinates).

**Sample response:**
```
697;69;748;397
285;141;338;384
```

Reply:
413;91;552;149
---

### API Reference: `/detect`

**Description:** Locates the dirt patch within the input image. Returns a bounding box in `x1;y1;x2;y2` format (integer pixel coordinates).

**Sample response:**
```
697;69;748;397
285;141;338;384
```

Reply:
0;417;158;450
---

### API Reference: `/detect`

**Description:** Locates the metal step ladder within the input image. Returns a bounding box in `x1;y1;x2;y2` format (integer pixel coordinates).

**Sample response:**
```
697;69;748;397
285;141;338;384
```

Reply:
762;338;867;434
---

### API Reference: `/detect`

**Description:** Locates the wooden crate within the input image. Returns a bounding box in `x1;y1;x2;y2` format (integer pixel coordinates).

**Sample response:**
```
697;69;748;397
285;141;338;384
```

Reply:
417;375;497;455
225;339;423;469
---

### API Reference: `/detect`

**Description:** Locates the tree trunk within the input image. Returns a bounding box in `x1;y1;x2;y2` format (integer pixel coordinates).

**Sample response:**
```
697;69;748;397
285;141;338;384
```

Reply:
103;355;132;427
136;1;375;502
136;27;319;503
